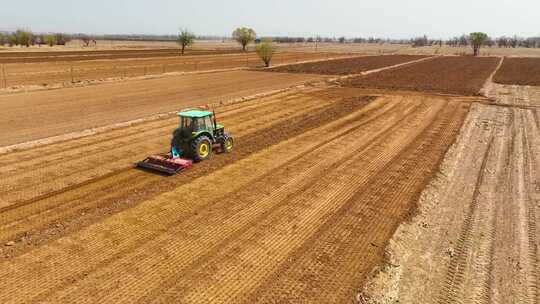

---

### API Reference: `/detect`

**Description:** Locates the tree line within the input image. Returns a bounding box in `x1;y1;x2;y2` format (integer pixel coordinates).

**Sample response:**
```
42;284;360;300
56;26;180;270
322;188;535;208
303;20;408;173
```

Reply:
0;30;71;47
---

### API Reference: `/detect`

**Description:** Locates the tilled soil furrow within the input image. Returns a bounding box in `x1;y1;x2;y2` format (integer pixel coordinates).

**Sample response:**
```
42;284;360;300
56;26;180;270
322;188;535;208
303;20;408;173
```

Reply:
47;101;413;304
244;98;465;304
0;94;329;205
0;93;381;259
0;95;388;302
138;100;420;304
149;98;454;303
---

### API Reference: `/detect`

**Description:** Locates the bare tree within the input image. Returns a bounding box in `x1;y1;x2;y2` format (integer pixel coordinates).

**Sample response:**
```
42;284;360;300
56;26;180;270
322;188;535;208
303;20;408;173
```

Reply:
81;35;91;47
469;32;488;56
232;27;256;51
256;39;277;67
177;28;195;55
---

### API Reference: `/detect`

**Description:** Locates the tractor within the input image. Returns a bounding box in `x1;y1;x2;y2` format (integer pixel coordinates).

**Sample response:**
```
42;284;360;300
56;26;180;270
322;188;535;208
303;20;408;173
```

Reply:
137;109;234;175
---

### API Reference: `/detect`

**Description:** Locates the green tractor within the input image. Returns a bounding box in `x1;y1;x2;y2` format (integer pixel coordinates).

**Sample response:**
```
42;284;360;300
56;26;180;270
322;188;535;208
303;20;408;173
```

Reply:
137;109;234;174
172;110;234;161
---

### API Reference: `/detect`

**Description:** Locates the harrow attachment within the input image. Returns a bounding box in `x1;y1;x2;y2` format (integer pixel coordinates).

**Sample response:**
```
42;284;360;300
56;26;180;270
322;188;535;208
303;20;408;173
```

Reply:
137;154;193;175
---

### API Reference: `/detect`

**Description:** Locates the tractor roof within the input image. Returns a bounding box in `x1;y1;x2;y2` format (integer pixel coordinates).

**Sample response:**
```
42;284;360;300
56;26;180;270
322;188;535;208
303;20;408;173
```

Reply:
177;110;212;118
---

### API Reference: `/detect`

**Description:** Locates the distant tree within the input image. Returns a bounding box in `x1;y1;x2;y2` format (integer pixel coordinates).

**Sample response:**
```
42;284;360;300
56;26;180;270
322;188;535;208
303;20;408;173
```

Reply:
15;30;33;47
55;33;71;45
458;35;469;46
44;34;57;47
469;32;488;56
0;33;5;46
177;28;195;55
509;35;520;48
232;27;256;51
338;36;346;43
255;38;277;67
81;35;91;47
306;37;314;43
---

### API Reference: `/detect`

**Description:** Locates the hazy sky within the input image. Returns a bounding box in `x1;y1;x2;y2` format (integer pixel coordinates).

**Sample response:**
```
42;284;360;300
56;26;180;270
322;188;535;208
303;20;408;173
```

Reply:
1;0;538;38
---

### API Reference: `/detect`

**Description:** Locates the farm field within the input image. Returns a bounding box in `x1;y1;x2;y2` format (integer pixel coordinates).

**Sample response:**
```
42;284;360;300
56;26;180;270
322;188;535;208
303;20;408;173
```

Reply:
0;85;470;303
342;56;501;95
363;83;540;304
267;55;427;75
493;57;540;85
0;51;343;88
2;50;536;304
0;70;324;146
0;48;243;63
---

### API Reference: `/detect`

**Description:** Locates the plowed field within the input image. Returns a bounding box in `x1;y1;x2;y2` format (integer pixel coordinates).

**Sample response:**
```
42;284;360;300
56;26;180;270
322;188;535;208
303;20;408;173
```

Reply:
0;52;343;88
493;57;540;86
343;56;500;95
0;86;469;303
0;49;241;64
267;55;427;75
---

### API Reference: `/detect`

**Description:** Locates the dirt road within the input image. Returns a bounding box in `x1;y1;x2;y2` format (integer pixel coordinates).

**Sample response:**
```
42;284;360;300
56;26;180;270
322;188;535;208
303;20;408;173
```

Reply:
364;84;540;304
0;86;468;303
0;70;324;146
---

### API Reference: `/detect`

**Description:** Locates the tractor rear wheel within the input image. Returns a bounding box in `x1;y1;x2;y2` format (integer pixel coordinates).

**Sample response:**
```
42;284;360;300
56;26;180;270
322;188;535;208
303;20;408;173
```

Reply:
191;136;212;162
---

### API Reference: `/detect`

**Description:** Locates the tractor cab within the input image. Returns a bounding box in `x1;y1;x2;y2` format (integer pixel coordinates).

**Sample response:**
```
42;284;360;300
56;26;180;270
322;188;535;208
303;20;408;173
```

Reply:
178;110;218;133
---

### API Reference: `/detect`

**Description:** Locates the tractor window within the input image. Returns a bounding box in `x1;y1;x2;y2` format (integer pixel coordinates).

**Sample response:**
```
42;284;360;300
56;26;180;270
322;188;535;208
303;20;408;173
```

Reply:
194;117;208;131
204;116;214;130
180;117;192;130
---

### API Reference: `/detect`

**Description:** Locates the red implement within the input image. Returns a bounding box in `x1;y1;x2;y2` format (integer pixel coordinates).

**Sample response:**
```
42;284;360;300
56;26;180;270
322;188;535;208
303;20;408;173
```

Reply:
137;154;193;175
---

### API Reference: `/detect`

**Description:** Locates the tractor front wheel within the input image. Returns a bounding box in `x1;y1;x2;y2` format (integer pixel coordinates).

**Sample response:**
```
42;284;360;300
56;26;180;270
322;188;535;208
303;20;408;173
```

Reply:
191;136;212;162
221;134;234;153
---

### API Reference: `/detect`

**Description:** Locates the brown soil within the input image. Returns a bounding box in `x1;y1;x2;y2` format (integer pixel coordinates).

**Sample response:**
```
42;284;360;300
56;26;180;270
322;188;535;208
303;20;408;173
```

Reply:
0;49;245;63
0;70;324;146
363;84;540;304
493;57;540;86
266;55;427;75
342;56;501;96
0;52;342;88
0;86;468;303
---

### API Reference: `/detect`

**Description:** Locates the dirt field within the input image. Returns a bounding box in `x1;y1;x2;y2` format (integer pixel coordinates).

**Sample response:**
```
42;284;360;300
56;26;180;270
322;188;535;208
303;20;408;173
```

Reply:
493;57;540;86
363;83;539;303
266;55;427;75
0;83;470;302
0;70;324;146
343;56;501;95
0;49;244;64
0;52;343;88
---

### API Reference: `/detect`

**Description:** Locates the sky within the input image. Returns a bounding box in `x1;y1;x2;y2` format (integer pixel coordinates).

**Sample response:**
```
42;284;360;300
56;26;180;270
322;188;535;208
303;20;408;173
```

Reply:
1;0;539;39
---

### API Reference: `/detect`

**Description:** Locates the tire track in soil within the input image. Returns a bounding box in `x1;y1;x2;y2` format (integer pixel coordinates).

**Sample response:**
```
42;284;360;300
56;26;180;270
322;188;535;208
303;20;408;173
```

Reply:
0;95;401;303
0;93;384;256
520;109;539;303
436;133;495;304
